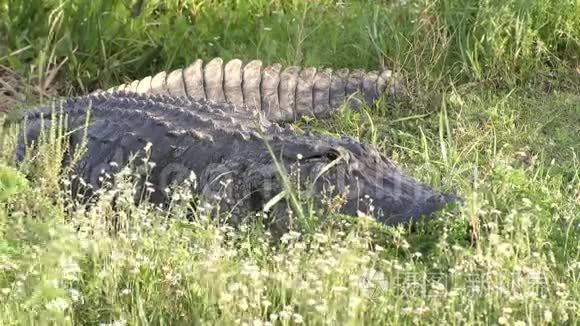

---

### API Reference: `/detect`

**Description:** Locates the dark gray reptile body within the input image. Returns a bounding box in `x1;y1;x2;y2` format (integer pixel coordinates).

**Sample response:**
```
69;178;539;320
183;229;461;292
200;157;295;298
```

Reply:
17;92;455;227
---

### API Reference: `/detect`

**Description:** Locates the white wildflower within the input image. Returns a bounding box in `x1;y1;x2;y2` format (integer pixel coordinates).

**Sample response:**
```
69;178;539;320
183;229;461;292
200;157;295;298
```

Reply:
99;319;127;326
292;313;304;324
238;298;249;311
544;310;553;322
60;258;82;281
497;243;514;257
241;262;261;280
261;300;272;308
279;311;291;321
314;233;328;244
69;289;81;302
45;298;69;312
315;303;328;313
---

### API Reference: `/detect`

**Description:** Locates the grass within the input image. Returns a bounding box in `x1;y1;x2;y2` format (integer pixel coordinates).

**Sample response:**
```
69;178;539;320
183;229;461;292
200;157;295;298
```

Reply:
0;0;579;324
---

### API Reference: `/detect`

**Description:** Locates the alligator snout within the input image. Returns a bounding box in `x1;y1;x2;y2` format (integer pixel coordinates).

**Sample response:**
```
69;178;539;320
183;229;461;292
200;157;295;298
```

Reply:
334;167;461;226
366;191;457;226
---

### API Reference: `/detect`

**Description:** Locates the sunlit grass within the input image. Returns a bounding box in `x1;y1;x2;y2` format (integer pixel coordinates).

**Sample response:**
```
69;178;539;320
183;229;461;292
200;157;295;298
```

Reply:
1;0;579;94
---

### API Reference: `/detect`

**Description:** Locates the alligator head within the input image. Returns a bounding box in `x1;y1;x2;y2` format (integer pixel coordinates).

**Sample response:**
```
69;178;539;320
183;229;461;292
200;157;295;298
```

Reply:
210;132;458;227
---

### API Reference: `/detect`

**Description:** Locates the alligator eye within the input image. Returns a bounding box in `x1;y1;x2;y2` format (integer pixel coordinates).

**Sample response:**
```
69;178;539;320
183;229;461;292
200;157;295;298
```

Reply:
325;149;341;161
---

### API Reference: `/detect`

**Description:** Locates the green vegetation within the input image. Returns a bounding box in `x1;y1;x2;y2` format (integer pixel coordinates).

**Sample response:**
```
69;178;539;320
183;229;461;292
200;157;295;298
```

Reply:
0;165;28;203
0;0;579;324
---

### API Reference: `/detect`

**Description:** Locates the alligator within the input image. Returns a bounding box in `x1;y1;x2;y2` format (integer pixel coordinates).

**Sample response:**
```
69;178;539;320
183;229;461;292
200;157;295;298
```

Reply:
17;92;457;230
103;57;403;123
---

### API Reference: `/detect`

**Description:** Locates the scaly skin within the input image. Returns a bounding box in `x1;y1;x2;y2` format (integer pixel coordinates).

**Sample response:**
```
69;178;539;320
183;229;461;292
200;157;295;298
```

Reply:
18;92;455;230
106;57;403;122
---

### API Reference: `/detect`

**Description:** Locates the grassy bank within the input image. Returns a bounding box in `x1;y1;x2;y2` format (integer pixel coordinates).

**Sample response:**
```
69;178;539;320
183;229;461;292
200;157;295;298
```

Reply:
1;0;579;94
0;0;579;324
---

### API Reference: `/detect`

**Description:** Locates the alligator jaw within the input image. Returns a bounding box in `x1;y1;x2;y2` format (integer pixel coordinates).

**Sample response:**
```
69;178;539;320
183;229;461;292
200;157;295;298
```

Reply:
335;171;458;226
